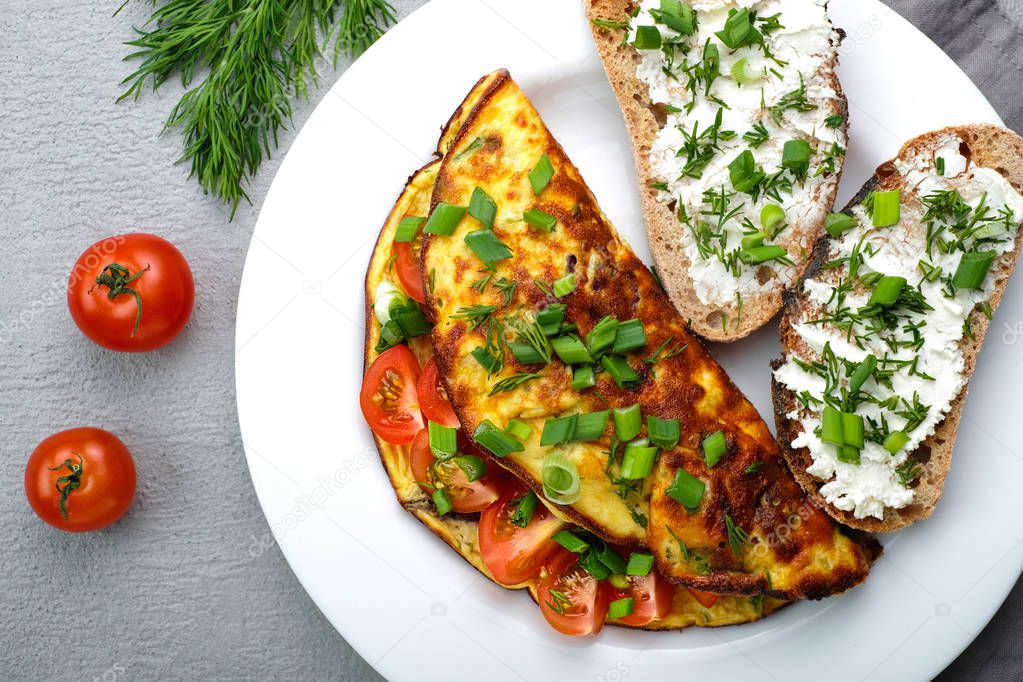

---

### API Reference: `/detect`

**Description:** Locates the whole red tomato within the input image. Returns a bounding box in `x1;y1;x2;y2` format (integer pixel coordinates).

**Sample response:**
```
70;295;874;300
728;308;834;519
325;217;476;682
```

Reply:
25;427;137;532
67;233;194;352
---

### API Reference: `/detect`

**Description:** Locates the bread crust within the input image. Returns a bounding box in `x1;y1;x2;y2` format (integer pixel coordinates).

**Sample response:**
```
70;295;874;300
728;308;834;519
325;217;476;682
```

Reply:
772;124;1023;532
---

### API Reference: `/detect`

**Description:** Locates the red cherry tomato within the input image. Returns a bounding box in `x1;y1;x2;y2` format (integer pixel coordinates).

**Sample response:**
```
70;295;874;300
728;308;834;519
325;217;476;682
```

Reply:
686;587;721;609
417;358;459;428
67;233;194;352
409;429;499;513
605;568;676;626
25;427;136;532
478;484;565;585
361;345;424;445
393;241;426;304
538;549;610;636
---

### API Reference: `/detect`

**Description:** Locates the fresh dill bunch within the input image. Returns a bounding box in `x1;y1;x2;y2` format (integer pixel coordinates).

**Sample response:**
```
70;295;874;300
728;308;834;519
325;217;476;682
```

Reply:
117;0;397;218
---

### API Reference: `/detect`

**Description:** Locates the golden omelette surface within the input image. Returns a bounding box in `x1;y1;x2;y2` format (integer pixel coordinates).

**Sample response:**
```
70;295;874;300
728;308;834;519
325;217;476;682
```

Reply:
422;70;880;600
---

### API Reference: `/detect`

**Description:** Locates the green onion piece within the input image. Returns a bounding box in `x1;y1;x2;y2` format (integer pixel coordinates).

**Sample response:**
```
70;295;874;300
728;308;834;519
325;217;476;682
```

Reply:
454;455;487;482
553;274;576;297
613;404;643;440
552;335;592;365
871;190;901;227
782;139;813;179
608;597;634;620
760;204;786;233
542;452;582;505
541;415;578;446
936;157;946;176
647;416;680;450
613;319;647;354
508;341;547;365
523;209;557;233
468;187;497;228
666;468;705;512
740;245;788;264
973;221;1007;240
473;420;525;457
741;231;767;250
428;421;458;458
825;114;844;129
701;430;727;467
884;431;910;454
626;552;655;576
952;251;997;289
716;7;757;49
702;42;719;80
868;275;907;307
553;530;589;553
394;216;425;243
423;202;467;235
432;489;453;515
620;439;658;479
374;320;405;353
825;212;858;238
464;229;513;268
848;355;877;395
510;491;538;528
505;419;533;443
838;445;861;465
821;406;844;446
574;410;610;442
633;25;662;49
586;316;620;357
841;412;864;449
595;545;628;575
571;365;596;391
730;57;761;85
728;149;765;194
579;552;611;580
390;301;431;338
602;355;641;389
529;154;555;195
655;0;695;35
470;347;501;374
537;304;567;336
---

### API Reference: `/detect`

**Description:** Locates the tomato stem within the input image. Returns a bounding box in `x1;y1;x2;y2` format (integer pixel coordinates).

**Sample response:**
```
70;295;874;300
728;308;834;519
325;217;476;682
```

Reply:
48;453;84;521
92;263;150;336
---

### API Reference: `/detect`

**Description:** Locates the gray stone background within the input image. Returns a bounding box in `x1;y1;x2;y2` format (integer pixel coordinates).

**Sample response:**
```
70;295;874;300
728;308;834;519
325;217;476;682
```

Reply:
1;1;1020;680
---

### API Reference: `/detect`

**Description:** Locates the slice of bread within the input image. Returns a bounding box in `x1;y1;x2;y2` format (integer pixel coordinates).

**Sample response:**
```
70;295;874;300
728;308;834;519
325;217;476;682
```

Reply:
773;124;1023;532
586;0;848;341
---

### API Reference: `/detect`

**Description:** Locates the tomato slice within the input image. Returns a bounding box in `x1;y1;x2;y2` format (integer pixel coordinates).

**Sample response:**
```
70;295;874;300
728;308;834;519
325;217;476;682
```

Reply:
606;569;675;626
479;484;565;585
417;358;459;428
538;549;610;636
409;429;499;513
394;241;426;304
686;587;721;609
360;345;424;445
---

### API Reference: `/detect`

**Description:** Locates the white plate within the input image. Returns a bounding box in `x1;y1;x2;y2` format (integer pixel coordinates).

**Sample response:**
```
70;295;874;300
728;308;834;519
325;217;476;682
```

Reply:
236;1;1023;680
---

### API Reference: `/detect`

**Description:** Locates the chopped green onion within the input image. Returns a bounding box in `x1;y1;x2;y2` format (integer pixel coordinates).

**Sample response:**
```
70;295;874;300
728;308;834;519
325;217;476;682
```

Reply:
428;421;458;458
871;190;901;227
529;154;555;195
626;552;654;576
454;455;486;482
936;157;946;176
782;139;813;180
741;232;767;250
952;251;996;289
552;335;592;365
730;57;761;85
760;204;786;233
508;341;548;365
666;468;705;512
542;452;582;505
586;316;620;357
740;245;788;264
541;414;578;446
647;416;680;450
374;320;405;353
595;544;627;575
868;275;907;307
848;355;877;395
838;445;861;465
621;439;658;479
602;355;641;388
553;274;576;297
613;405;643;440
613;319;647;353
423;202;466;235
578;551;611;580
728;149;765;194
608;597;634;620
884;431;910;454
510;491;538;528
468;187;497;228
824;114;844;129
390;301;431;338
825;212;858;237
654;0;696;35
571;365;596;391
702;430;727;467
394;216;425;243
523;208;557;233
470;347;502;375
432;489;452;515
505;419;533;443
841;412;864;449
821;406;844;446
537;304;567;336
464;229;513;268
553;530;589;553
632;25;662;49
574;411;610;442
973;221;1007;240
715;8;758;49
473;420;525;457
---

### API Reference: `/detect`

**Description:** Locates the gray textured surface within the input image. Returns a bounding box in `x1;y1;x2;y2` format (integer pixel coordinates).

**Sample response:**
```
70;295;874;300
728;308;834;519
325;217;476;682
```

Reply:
0;1;1018;680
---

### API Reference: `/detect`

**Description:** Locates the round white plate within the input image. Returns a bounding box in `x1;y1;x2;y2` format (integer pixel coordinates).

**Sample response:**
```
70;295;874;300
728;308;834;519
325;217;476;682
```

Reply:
236;1;1023;680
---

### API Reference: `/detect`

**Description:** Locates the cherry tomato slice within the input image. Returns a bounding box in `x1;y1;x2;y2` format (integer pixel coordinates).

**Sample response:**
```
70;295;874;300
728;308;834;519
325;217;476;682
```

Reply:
417;358;459;428
479;484;564;585
605;569;676;626
393;241;426;304
409;429;499;513
686;587;721;609
360;345;424;445
538;549;610;636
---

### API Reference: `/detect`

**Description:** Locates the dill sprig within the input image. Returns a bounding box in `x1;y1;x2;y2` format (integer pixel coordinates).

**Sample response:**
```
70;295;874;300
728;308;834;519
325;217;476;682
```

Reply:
117;0;397;217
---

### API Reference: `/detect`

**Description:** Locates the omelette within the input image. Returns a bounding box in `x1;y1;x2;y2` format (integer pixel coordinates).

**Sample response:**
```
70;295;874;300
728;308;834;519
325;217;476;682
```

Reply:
421;70;881;600
364;160;785;631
